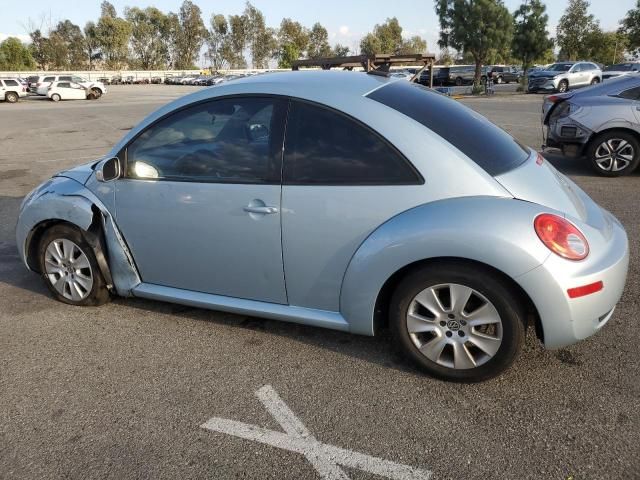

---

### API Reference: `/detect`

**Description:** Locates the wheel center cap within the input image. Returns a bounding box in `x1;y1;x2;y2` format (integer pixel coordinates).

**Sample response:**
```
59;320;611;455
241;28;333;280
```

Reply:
447;320;461;331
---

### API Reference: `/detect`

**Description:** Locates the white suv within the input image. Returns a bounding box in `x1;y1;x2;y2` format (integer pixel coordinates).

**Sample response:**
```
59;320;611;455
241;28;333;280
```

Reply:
33;75;106;99
0;78;28;103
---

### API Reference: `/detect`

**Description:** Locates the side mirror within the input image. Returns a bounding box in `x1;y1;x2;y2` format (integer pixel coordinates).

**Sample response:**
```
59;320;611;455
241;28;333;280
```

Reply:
95;156;121;182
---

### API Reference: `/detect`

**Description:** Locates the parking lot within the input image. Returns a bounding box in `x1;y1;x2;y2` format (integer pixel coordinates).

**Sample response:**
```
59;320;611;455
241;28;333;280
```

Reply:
0;85;638;479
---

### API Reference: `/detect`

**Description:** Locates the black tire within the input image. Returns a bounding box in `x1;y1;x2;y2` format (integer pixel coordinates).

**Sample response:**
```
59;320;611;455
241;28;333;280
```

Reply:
389;262;525;382
51;93;61;102
455;77;463;86
586;130;640;177
38;224;110;306
91;88;102;99
495;76;503;84
558;80;569;93
590;77;600;85
5;92;19;103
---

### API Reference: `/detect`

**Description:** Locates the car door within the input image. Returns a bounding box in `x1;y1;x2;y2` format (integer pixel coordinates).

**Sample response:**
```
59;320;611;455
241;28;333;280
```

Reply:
68;82;86;99
114;96;289;304
280;100;425;311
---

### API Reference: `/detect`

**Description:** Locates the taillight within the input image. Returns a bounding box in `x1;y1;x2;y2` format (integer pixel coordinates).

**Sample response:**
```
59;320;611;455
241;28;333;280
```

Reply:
534;213;589;261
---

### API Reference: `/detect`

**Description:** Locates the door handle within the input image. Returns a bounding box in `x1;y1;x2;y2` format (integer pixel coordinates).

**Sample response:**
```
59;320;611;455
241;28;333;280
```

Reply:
243;205;279;214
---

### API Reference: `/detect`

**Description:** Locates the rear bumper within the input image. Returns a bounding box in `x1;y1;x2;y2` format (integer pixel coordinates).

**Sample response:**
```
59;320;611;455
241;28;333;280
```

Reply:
517;213;629;349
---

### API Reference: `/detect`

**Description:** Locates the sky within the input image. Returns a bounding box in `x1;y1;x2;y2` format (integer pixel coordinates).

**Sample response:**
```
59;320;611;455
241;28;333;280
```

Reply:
0;0;636;55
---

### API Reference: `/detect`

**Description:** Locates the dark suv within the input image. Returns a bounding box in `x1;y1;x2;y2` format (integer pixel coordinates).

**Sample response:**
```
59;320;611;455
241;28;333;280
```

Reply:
485;66;521;84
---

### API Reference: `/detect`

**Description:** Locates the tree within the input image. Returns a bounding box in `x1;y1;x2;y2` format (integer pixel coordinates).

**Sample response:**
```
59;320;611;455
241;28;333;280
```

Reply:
556;0;599;61
96;9;132;69
438;47;454;65
84;22;100;69
29;29;50;69
0;37;35;70
207;14;229;70
100;1;117;18
512;0;553;80
308;23;331;58
125;7;171;69
224;14;249;68
174;0;207;69
398;36;427;54
436;0;513;87
588;30;628;65
278;18;308;67
244;2;276;68
360;18;426;55
620;0;640;56
49;20;86;69
332;44;350;57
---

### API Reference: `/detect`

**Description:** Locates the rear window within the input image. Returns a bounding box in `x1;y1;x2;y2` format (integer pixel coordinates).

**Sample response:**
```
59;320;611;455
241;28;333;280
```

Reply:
367;81;529;176
4;80;18;86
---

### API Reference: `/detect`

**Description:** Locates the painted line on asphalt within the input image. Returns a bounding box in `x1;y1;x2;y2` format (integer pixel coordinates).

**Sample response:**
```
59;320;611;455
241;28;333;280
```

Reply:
201;385;432;480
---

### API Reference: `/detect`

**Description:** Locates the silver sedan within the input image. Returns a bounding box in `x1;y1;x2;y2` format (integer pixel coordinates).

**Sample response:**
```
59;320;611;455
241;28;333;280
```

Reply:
16;71;629;381
543;74;640;176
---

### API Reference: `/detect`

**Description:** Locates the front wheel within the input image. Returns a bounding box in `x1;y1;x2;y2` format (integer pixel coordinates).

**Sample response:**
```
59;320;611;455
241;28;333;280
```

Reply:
590;77;600;85
51;93;61;102
389;263;525;382
587;131;640;176
90;88;102;99
38;224;110;306
5;92;18;103
558;80;569;93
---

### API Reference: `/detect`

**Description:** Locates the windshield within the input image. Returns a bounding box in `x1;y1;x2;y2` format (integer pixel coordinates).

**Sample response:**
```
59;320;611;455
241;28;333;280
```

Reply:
548;63;573;72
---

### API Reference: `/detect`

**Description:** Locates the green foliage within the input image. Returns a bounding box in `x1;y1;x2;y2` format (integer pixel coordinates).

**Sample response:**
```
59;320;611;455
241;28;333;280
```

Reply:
125;7;172;69
620;0;640;56
437;47;454;65
556;0;599;61
0;37;35;70
278;43;301;69
100;1;117;18
225;14;249;68
359;17;426;56
332;44;350;57
512;0;553;74
436;0;513;85
207;14;229;70
173;0;207;69
84;22;100;69
588;31;628;65
277;18;308;67
308;23;331;59
96;7;132;69
244;2;276;68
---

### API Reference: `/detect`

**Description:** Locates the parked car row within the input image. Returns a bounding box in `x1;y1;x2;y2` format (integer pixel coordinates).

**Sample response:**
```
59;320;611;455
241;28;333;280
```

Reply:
415;65;522;87
164;72;265;86
27;74;106;100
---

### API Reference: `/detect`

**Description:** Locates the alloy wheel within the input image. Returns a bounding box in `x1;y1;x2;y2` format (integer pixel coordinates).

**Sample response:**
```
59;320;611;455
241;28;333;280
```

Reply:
406;283;503;370
44;239;93;301
594;138;634;172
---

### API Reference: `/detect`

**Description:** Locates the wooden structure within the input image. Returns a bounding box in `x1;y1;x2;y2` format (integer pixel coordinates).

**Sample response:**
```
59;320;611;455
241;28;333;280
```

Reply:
291;53;436;87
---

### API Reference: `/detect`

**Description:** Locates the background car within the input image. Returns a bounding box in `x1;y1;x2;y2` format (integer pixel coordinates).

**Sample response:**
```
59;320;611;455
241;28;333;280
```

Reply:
487;66;521;84
34;75;106;99
16;71;628;382
0;78;28;103
602;62;640;80
46;81;92;101
543;75;640;176
528;61;602;93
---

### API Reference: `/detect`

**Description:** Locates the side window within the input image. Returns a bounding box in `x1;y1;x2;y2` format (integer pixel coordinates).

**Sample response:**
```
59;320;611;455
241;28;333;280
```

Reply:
59;76;72;81
71;76;85;83
618;86;640;100
44;76;55;82
283;101;422;185
5;79;18;86
126;97;286;183
57;82;71;88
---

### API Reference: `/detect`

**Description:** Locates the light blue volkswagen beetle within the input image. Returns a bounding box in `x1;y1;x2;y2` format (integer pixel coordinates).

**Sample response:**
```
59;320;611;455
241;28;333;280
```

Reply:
16;71;629;381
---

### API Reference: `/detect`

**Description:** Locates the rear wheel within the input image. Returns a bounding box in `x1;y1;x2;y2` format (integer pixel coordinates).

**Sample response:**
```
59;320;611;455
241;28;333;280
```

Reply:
5;92;18;103
38;224;110;306
495;76;503;84
51;93;61;102
587;131;640;176
389;263;525;382
90;88;102;99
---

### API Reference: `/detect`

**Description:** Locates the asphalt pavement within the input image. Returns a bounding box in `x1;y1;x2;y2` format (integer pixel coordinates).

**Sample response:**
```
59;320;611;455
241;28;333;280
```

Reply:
0;85;638;480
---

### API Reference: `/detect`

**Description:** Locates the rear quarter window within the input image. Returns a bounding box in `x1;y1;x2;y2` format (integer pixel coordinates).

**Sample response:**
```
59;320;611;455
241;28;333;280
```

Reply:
4;80;18;86
367;81;529;176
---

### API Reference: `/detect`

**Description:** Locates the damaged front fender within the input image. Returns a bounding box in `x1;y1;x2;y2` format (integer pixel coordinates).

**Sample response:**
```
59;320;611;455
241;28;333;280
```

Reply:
16;176;141;296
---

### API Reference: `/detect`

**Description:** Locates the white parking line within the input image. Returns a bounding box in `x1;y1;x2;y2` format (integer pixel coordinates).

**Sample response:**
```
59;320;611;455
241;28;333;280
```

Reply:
201;385;433;480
